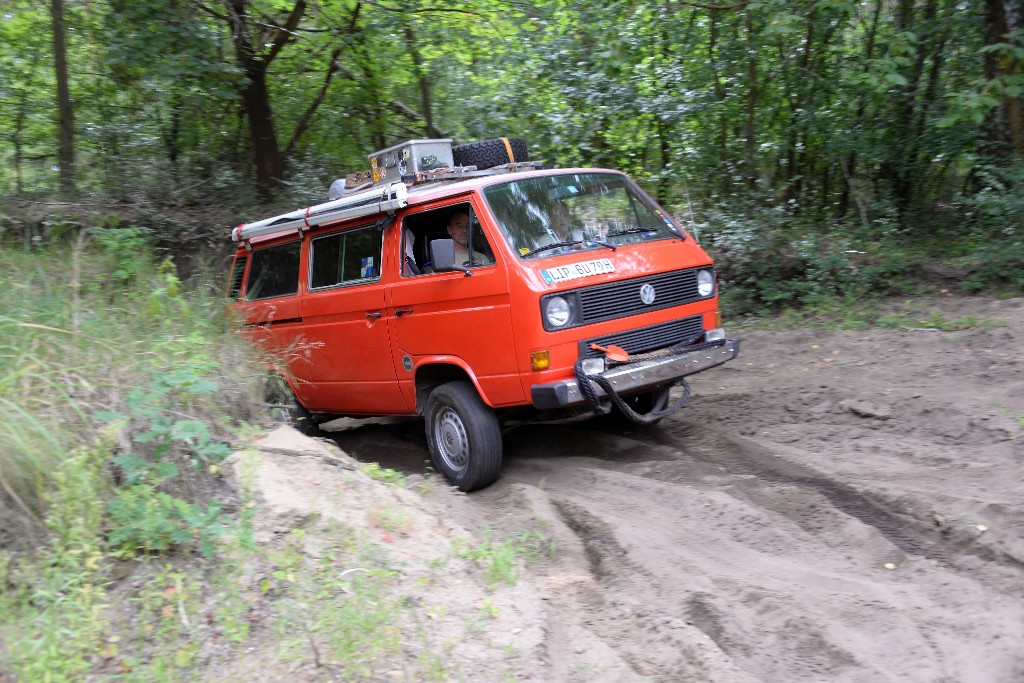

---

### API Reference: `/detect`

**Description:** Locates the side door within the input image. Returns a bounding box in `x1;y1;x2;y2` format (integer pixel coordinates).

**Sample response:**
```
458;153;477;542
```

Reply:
387;199;524;409
236;239;317;407
296;221;409;415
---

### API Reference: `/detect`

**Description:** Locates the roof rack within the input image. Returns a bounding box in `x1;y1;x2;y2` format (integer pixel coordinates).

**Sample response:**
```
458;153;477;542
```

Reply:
232;182;409;245
232;138;541;246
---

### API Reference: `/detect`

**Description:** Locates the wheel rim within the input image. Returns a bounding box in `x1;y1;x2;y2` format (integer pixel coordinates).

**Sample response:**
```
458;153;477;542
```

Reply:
434;406;470;474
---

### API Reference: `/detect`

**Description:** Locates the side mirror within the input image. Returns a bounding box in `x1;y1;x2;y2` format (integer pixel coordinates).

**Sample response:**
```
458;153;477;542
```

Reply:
429;239;470;275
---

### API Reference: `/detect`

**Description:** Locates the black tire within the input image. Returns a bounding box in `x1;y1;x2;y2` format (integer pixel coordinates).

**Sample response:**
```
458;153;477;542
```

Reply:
452;137;529;170
424;381;502;491
265;374;321;437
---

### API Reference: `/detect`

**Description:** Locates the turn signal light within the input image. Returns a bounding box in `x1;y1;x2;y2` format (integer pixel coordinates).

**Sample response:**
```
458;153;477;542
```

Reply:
530;350;550;371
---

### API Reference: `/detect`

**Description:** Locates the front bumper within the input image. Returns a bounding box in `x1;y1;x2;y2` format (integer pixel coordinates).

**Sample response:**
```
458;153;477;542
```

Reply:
531;339;740;410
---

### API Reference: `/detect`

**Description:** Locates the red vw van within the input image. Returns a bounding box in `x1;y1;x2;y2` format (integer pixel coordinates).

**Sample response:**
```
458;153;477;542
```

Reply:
230;138;738;491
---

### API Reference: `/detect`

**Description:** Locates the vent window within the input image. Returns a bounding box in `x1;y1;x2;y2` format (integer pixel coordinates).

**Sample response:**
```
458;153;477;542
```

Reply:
228;255;247;299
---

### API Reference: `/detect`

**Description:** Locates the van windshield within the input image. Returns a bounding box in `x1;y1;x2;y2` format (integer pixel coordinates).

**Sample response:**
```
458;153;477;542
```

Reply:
483;172;681;260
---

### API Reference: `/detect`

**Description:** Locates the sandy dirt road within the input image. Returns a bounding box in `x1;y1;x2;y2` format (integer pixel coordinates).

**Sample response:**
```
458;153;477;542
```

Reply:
323;296;1024;682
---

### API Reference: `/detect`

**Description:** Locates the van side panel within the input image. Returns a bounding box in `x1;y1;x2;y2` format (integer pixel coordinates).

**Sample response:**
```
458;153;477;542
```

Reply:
298;279;409;414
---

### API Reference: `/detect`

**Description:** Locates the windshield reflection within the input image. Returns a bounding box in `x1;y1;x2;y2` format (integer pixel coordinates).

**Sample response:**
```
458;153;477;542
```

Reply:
483;172;680;260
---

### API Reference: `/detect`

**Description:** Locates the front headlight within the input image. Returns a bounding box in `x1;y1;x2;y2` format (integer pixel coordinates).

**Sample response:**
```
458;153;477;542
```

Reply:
545;296;572;328
697;269;715;297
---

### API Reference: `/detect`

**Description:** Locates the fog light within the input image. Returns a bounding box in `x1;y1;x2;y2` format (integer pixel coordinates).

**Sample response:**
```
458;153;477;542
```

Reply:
530;350;550;371
705;327;725;342
580;357;605;375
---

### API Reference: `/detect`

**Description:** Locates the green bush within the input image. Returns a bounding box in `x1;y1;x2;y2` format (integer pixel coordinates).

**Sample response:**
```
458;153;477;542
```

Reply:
954;161;1024;292
0;226;266;553
697;201;915;316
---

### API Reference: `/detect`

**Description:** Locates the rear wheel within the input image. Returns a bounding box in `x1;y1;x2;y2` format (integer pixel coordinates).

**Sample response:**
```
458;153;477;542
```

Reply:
425;381;502;491
452;137;528;170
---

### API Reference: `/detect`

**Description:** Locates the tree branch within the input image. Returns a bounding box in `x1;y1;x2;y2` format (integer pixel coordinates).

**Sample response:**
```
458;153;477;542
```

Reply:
285;47;343;158
265;0;307;65
388;99;456;141
676;0;750;9
193;1;229;22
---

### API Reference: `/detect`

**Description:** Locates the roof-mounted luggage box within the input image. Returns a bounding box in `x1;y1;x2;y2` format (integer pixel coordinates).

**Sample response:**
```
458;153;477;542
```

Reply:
369;139;454;185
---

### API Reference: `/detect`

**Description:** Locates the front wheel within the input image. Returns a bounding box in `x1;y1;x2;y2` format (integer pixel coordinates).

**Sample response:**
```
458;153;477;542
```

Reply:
425;381;502;492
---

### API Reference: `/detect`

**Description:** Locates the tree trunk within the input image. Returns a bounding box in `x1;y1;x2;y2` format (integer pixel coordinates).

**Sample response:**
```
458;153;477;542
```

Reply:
403;24;440;139
840;0;883;219
984;0;1024;155
50;0;74;190
223;0;306;198
241;66;285;197
744;11;758;190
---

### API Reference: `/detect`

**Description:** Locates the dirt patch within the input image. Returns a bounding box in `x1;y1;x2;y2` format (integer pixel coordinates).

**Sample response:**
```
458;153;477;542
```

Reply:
316;295;1023;682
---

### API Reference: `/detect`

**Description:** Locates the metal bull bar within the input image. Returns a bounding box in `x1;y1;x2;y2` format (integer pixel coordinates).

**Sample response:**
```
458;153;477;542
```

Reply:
569;338;740;424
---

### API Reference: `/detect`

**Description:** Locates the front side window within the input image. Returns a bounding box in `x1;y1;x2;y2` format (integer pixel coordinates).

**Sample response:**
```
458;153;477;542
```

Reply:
310;224;383;289
483;172;681;260
246;241;300;300
401;202;495;275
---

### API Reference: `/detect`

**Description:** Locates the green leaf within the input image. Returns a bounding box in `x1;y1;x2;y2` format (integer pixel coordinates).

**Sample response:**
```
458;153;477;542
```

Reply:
113;453;147;474
152;461;180;481
171;419;209;442
170;528;193;545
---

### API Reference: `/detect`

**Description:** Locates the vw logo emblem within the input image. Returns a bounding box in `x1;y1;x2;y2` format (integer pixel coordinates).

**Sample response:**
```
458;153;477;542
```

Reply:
639;283;656;305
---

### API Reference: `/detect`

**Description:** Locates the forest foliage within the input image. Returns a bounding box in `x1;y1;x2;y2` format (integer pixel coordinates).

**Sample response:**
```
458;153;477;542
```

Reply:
1;0;1022;307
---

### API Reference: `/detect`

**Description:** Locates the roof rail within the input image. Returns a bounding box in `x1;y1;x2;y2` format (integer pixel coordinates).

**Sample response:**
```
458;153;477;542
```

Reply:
232;182;409;244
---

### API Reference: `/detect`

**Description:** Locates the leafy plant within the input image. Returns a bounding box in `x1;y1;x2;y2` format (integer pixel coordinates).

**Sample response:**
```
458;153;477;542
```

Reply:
359;462;407;486
96;368;235;557
455;526;556;589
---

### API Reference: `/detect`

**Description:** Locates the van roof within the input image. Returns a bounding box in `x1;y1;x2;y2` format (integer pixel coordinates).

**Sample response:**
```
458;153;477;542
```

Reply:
236;166;622;247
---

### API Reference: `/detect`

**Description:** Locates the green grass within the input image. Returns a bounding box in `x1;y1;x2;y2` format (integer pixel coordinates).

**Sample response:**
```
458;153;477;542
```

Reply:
0;231;269;680
454;525;557;589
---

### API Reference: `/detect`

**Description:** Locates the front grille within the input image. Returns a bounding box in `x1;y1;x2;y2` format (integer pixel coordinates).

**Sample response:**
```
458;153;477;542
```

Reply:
578;269;703;325
579;315;704;359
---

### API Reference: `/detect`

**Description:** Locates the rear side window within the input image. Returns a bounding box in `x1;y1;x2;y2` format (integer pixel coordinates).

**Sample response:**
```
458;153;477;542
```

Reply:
245;241;300;300
310;225;383;289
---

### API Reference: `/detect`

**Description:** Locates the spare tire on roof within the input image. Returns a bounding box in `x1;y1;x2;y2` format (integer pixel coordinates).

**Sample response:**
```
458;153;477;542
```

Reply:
452;137;529;170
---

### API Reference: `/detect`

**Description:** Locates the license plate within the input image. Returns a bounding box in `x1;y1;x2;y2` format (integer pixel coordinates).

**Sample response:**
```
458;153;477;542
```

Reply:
540;258;615;284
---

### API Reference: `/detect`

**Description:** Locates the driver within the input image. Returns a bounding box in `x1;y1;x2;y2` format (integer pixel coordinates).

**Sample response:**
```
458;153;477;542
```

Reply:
447;211;490;266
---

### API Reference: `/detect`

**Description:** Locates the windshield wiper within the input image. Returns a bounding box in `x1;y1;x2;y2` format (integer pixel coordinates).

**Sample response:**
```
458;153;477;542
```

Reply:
586;239;616;252
522;240;583;258
605;227;654;238
522;238;617;258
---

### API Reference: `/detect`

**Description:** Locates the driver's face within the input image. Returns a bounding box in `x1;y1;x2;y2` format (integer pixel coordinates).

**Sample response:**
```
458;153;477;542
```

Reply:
447;213;470;247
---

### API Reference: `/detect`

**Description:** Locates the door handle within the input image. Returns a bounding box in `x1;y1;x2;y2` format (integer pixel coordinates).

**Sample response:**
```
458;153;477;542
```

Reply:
395;308;414;317
365;312;382;319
